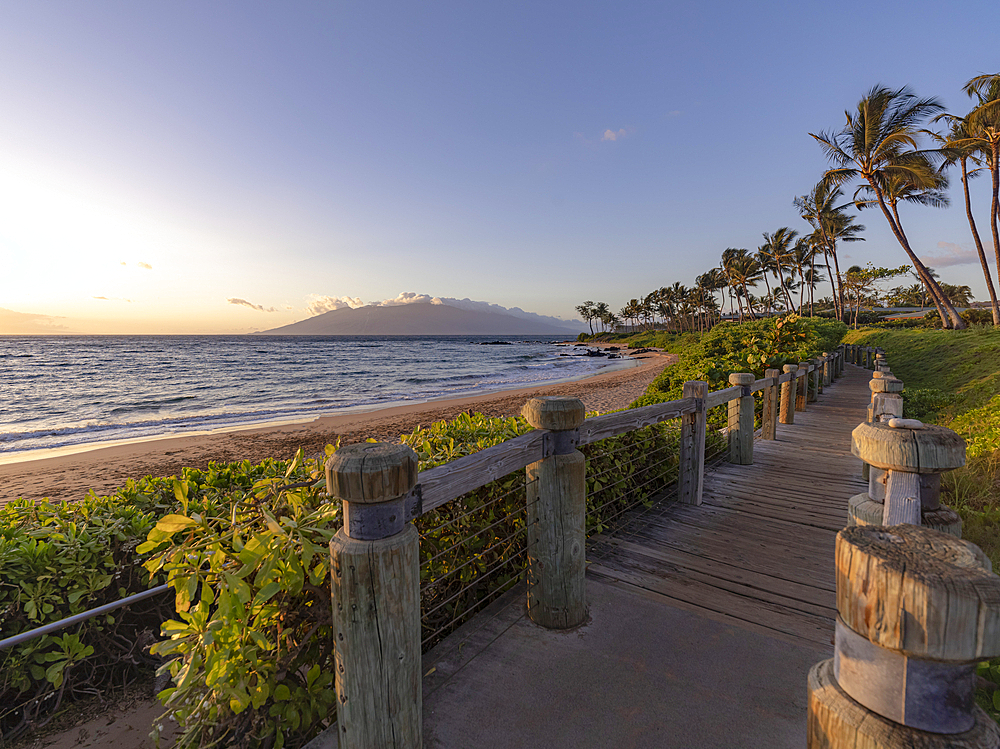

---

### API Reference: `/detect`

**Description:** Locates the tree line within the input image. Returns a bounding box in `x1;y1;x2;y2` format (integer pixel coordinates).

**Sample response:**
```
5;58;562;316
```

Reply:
579;74;1000;333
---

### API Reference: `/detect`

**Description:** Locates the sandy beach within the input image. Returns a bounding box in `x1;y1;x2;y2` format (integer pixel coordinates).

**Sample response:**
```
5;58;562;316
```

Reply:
1;350;674;506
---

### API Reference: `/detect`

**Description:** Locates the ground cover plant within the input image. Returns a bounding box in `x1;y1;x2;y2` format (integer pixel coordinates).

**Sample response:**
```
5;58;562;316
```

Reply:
843;325;1000;718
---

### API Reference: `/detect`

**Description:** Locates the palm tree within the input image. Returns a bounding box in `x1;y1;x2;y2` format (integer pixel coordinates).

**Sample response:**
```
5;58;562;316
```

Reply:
794;181;866;322
939;74;1000;326
761;228;799;311
575;301;596;334
721;248;762;320
810;84;967;329
592;301;611;332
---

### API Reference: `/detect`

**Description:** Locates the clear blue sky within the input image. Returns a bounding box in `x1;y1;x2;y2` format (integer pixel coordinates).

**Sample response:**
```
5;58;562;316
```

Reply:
1;0;998;333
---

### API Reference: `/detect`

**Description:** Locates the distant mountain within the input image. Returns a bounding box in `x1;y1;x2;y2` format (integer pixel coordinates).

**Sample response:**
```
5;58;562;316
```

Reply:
256;303;581;335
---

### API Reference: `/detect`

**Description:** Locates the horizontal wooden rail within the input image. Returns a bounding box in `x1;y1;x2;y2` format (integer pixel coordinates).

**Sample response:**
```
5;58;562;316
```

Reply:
750;376;776;393
705;386;741;410
418;431;545;513
578;397;696;445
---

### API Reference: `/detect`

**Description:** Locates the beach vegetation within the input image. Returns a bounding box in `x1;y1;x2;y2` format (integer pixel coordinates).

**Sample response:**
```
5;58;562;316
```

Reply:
630;315;847;410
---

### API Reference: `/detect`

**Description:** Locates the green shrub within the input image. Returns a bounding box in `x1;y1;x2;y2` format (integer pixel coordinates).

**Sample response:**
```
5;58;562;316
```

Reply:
630;315;847;408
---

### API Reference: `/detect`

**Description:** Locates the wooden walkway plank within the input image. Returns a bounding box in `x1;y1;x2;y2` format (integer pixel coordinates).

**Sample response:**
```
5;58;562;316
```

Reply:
587;364;871;647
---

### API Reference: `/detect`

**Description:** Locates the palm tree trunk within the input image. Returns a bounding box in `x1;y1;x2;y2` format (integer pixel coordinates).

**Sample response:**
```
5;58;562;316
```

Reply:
962;157;1000;325
873;183;966;328
990;142;1000;324
888;201;953;328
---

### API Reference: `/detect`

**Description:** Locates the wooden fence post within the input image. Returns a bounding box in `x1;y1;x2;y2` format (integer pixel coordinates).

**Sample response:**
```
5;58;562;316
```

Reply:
796;361;810;412
849;418;965;536
807;525;1000;748
779;364;797;425
809;359;821;402
727;373;755;465
821;353;831;389
522;396;587;629
761;368;780;440
327;443;421;749
679;380;707;505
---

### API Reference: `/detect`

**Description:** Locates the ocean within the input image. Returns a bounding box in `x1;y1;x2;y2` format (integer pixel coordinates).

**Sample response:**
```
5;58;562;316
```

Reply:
0;335;631;459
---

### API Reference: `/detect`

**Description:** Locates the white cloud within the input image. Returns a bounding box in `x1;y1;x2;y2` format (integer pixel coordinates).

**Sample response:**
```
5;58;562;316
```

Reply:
372;292;445;307
306;295;366;316
919;241;979;269
227;297;277;312
93;296;133;302
602;128;627;141
138;261;152;270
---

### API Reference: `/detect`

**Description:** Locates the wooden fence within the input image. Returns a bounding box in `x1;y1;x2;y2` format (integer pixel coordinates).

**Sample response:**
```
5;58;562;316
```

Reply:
324;346;849;746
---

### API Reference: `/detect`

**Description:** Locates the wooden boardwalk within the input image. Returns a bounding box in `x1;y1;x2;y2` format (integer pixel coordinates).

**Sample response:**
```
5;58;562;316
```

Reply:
586;364;870;648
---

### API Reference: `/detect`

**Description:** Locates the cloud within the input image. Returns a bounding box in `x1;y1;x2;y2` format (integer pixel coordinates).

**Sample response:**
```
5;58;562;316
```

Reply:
120;261;127;266
138;261;152;270
602;128;627;141
306;295;366;316
0;307;76;334
371;292;445;307
93;296;133;302
919;241;980;269
227;298;277;312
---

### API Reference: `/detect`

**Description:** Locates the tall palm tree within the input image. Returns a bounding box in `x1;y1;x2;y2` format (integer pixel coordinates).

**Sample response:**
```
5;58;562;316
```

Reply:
575;301;596;334
755;244;778;315
761;228;799;311
810;84;967;328
794;181;865;322
945;74;1000;325
721;248;762;320
932;116;999;325
592;301;611;332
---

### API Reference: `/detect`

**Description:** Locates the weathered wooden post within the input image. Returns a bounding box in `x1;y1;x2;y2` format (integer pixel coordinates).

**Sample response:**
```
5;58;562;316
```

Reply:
521;396;587;629
727;373;755;465
807;524;1000;748
849;418;966;536
795;361;810;412
327;442;422;749
867;373;901;425
875;352;889;373
761;368;780;440
820;353;830;390
679;380;708;505
779;364;797;425
809;358;821;402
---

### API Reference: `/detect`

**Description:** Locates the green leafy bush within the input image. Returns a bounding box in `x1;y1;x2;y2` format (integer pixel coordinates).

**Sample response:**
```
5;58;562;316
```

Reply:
630;315;846;408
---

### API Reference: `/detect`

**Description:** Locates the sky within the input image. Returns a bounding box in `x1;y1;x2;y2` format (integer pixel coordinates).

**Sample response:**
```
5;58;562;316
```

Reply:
1;1;999;334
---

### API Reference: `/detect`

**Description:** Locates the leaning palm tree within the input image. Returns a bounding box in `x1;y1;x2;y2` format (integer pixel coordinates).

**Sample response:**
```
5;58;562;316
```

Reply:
810;84;966;328
853;161;952;325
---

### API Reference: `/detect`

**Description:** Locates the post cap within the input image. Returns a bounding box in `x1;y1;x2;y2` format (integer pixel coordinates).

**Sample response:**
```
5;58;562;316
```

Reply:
869;378;904;394
871;371;894;379
851;421;966;473
836;524;1000;660
325;442;418;504
783;364;797;373
728;373;755;386
522;396;585;431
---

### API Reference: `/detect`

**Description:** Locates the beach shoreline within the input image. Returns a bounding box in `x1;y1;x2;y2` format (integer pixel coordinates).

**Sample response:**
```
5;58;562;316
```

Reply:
0;349;673;506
